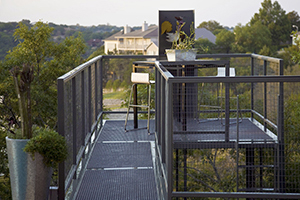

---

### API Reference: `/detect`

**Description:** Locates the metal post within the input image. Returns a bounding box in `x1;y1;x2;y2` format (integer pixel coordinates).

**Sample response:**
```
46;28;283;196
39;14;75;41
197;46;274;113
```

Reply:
99;58;103;129
225;63;230;142
81;71;85;150
133;66;138;128
57;78;65;200
236;95;240;192
278;59;285;192
94;62;98;123
166;80;173;200
88;66;92;133
162;77;166;163
72;77;77;179
263;60;267;132
251;56;254;120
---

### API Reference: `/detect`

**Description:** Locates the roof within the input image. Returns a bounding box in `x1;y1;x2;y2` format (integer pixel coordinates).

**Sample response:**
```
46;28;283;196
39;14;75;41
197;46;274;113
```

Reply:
103;31;124;41
145;41;158;50
104;25;158;41
195;28;216;44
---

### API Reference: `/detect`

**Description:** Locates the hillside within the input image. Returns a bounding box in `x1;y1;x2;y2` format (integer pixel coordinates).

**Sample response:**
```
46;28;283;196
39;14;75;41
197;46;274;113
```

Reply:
0;19;134;60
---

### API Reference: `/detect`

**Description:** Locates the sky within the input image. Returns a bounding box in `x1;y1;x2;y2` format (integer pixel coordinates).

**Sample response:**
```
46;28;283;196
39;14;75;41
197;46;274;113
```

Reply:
0;0;299;28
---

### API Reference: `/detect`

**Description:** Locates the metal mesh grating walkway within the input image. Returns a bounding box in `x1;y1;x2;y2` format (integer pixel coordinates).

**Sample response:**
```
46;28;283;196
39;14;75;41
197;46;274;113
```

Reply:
75;120;158;200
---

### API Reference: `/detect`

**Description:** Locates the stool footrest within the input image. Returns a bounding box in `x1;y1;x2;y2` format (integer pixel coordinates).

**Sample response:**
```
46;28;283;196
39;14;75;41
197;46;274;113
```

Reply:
129;104;150;108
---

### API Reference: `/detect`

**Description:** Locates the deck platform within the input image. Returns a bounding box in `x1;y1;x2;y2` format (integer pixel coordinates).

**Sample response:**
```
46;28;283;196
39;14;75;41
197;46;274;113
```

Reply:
173;118;278;149
74;120;158;200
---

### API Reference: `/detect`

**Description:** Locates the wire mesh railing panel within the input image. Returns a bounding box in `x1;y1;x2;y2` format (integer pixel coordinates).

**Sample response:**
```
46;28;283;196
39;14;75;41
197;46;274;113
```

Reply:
283;82;300;193
253;57;265;76
63;80;74;178
90;64;96;124
155;55;300;200
174;148;237;193
75;73;83;155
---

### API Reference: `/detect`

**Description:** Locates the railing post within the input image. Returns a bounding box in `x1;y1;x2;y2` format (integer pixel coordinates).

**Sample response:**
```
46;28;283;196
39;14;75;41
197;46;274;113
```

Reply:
57;78;65;200
251;56;254;120
166;80;173;200
278;59;285;192
264;60;267;132
81;71;85;148
94;62;98;123
133;66;138;128
72;77;77;179
88;66;92;133
225;62;230;142
99;58;103;129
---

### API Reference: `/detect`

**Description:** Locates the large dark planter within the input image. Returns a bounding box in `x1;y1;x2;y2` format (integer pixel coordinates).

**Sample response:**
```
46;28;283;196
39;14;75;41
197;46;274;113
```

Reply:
6;137;52;200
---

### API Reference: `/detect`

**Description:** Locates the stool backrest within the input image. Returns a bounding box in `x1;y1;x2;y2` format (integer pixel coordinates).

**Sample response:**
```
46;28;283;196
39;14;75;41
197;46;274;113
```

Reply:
131;72;150;84
217;67;235;77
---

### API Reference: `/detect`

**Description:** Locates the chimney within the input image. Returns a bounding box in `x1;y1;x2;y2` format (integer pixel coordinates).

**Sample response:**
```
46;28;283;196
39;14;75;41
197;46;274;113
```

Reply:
142;21;148;31
124;25;131;34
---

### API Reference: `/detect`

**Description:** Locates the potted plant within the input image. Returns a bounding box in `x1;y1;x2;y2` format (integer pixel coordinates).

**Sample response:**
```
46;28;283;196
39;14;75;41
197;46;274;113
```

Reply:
162;16;196;61
6;64;68;200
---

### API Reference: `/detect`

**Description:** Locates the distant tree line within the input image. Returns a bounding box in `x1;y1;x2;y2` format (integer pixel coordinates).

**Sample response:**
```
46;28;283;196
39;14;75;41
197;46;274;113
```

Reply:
0;19;123;60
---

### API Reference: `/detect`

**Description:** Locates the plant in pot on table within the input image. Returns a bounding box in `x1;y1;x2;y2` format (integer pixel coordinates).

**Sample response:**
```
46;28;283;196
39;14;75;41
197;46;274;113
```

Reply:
6;64;68;200
162;16;196;61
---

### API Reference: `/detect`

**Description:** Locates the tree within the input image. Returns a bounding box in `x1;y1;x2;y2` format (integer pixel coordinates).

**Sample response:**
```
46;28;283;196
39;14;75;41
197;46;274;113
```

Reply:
289;30;300;64
287;11;300;30
194;38;216;54
233;21;272;54
215;29;235;53
250;0;291;47
0;21;86;130
197;20;224;35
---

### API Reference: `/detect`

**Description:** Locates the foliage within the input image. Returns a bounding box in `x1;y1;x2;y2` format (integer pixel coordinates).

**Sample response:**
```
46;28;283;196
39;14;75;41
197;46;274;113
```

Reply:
215;29;235;53
250;0;291;47
174;149;237;193
0;21;86;131
287;11;300;29
197;20;224;35
171;21;195;50
278;44;299;68
194;38;215;54
290;30;300;64
0;20;121;61
233;21;272;54
24;126;68;168
105;79;113;89
112;79;121;91
120;80;128;88
87;46;105;61
0;129;11;200
284;93;300;192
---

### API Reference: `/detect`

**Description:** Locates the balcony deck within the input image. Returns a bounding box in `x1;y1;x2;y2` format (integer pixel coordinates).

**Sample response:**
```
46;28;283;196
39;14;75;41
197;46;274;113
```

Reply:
74;120;158;200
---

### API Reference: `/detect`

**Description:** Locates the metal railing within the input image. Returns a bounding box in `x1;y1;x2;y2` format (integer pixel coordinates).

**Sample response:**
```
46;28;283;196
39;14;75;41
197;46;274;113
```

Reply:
57;53;300;199
153;54;300;199
57;55;157;199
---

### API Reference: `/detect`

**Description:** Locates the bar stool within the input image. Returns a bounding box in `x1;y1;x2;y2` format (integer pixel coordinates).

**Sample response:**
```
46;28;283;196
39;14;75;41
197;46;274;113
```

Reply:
124;72;155;134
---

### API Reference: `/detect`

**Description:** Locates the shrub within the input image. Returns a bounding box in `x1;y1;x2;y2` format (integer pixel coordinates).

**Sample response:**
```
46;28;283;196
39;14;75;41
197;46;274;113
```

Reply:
112;79;121;91
105;80;113;89
24;127;68;168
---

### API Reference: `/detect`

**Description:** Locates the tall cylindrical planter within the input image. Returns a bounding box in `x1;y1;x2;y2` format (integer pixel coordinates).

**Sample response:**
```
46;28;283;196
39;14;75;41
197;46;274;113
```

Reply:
6;137;29;200
6;137;52;200
26;152;52;200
